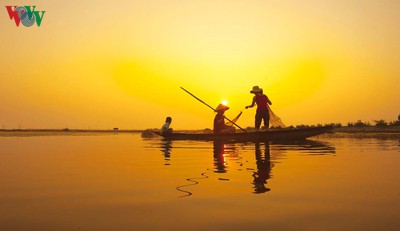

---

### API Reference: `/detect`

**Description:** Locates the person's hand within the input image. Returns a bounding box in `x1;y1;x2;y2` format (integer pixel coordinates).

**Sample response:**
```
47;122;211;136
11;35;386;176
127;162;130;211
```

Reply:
245;106;249;109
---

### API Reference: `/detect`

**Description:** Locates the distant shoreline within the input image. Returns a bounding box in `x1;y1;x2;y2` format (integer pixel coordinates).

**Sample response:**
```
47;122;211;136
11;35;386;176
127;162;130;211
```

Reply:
1;126;400;133
0;129;142;133
1;126;399;137
0;129;142;137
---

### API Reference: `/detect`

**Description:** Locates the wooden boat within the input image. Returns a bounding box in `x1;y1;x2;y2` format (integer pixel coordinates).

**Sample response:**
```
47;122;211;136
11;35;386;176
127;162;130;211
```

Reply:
154;126;333;142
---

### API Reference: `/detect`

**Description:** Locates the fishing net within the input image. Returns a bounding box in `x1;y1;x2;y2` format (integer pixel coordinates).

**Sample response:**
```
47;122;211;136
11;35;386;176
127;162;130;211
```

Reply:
224;108;285;129
267;105;286;128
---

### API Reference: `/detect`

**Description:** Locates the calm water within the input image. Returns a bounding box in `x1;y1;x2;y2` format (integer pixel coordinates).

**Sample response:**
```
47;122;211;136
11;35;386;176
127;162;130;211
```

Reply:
0;132;399;231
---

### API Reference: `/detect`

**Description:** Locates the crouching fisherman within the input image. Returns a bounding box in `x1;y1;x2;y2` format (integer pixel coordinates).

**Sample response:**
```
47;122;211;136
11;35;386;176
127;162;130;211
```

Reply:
161;117;173;135
213;104;235;134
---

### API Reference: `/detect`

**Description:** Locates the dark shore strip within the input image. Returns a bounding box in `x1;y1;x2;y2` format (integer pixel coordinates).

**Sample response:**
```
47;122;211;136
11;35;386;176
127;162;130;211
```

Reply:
0;129;142;137
1;126;399;137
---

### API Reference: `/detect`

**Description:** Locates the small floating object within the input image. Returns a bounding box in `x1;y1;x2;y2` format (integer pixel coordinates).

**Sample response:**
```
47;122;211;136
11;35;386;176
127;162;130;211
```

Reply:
218;178;230;181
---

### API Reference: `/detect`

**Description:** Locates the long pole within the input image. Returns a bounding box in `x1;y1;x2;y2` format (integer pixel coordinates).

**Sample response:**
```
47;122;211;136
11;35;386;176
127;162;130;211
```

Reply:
180;87;248;133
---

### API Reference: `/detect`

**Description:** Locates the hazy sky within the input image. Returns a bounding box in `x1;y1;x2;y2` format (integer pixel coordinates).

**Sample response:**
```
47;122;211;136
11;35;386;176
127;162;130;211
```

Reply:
1;0;399;129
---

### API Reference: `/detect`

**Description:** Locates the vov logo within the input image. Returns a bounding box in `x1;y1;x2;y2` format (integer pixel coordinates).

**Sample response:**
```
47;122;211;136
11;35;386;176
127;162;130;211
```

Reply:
5;6;45;27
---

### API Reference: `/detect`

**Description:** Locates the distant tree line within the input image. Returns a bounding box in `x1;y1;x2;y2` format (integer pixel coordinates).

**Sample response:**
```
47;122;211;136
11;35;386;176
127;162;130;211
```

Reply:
282;119;400;129
347;119;400;127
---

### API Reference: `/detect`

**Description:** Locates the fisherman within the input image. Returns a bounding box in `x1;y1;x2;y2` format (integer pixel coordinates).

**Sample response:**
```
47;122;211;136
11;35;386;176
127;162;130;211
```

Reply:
213;104;235;134
160;117;173;135
245;86;272;129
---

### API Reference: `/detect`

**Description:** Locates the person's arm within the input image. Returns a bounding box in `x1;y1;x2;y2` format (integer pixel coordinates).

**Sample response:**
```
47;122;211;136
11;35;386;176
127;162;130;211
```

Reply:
266;95;272;105
245;96;256;109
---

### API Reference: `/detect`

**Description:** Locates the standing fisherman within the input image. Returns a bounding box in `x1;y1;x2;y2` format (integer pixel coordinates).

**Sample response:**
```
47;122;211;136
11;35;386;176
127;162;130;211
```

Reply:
245;86;272;129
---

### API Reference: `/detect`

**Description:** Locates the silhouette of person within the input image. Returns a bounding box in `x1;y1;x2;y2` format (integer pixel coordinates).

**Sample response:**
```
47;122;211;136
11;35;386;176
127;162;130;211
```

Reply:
252;141;273;193
161;117;173;135
246;86;272;129
213;104;235;134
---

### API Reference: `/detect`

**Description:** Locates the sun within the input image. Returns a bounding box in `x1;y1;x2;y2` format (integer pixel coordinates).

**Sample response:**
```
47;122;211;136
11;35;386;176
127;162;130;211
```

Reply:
221;100;228;106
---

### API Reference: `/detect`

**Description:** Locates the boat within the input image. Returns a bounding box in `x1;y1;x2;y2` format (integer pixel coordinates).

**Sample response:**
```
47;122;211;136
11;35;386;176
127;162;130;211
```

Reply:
154;126;333;142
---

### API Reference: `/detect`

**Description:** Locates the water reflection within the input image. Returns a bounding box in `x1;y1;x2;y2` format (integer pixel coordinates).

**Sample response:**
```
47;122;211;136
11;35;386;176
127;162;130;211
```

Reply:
253;142;273;194
211;141;288;193
160;140;172;165
156;138;335;197
213;141;227;173
271;139;336;155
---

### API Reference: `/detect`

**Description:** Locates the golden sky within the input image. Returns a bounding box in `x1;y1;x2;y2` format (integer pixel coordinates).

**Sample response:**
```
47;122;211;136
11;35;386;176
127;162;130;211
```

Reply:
1;0;399;129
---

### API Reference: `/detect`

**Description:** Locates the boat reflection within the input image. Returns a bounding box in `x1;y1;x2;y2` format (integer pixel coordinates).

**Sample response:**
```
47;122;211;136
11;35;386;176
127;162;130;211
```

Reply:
157;138;335;197
270;139;336;155
211;139;335;194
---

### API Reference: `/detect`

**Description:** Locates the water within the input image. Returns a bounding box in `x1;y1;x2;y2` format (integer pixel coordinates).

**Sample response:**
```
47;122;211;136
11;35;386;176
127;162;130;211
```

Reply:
0;132;399;231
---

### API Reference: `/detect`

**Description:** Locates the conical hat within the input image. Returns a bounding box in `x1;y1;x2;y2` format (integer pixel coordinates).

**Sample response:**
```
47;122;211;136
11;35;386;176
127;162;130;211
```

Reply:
215;104;229;112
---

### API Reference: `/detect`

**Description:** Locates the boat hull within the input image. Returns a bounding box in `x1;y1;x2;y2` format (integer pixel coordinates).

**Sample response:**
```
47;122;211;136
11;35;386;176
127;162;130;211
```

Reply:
154;126;333;142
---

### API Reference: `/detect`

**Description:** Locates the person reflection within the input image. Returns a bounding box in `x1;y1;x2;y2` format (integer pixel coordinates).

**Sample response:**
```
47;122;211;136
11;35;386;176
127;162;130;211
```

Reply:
213;140;227;173
160;140;172;166
253;141;273;193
